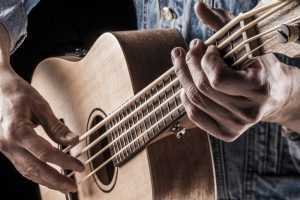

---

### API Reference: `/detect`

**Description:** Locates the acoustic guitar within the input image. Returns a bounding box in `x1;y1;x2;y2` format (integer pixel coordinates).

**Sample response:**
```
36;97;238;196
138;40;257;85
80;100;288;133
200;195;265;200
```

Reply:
32;0;300;199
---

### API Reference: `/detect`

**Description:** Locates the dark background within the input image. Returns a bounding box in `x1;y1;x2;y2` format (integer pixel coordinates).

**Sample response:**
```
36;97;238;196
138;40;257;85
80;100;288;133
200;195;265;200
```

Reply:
1;0;136;199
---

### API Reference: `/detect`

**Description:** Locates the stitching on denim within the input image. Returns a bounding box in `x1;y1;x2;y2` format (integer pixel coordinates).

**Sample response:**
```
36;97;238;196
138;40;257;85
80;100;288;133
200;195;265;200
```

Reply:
142;0;148;29
244;127;256;200
220;142;230;199
210;137;226;199
264;123;270;174
276;125;284;174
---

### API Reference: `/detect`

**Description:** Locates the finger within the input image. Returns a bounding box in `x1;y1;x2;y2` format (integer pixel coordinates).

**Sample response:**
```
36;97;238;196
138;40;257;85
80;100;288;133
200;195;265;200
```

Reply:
194;2;229;31
201;45;261;96
16;124;84;172
4;145;77;193
186;39;259;122
181;91;242;142
180;83;245;130
33;104;79;146
171;47;195;93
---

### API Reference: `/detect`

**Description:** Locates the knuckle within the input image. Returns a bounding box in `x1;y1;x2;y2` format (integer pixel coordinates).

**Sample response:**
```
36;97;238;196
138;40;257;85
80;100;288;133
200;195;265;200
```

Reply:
174;64;184;77
186;86;202;105
195;76;209;92
51;120;70;137
210;71;223;89
185;50;198;64
186;106;199;122
202;51;218;65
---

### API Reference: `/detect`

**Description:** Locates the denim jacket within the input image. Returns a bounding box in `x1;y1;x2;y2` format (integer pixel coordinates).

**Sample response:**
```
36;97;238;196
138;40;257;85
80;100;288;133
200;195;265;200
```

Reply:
3;0;300;199
133;0;300;199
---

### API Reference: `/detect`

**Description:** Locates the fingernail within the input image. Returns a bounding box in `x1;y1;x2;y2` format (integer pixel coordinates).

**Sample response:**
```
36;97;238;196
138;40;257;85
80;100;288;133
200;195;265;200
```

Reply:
172;48;181;59
190;39;199;49
65;132;79;143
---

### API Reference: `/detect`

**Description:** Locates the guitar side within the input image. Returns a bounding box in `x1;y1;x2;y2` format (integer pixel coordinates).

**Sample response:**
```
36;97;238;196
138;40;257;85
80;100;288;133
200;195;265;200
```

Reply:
31;29;216;200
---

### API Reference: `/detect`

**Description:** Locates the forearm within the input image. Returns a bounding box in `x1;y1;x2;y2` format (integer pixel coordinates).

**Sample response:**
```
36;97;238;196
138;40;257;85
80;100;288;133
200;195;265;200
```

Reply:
0;24;11;68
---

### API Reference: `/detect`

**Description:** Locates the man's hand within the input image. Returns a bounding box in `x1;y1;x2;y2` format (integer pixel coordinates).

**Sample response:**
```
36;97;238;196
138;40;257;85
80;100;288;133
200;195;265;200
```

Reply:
171;2;295;142
0;25;84;193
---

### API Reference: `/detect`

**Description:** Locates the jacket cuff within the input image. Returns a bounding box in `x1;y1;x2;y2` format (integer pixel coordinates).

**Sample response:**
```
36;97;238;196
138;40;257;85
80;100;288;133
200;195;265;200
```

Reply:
0;0;27;53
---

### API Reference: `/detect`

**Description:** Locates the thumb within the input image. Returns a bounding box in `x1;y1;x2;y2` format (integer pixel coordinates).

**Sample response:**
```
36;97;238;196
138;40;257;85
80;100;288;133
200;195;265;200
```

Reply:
34;107;79;146
194;2;232;31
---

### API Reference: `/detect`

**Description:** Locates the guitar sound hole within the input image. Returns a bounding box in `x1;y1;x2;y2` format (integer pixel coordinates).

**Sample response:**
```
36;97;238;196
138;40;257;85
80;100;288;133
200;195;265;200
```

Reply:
87;109;117;192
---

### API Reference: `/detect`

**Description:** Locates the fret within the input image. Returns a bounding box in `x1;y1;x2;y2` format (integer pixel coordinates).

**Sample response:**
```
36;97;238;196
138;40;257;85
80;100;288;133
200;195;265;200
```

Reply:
127;130;134;153
124;133;130;156
120;123;127;150
132;117;139;146
228;32;236;63
140;123;150;142
110;70;185;166
113;129;120;154
143;131;150;143
135;125;142;143
132;121;139;140
116;114;121;123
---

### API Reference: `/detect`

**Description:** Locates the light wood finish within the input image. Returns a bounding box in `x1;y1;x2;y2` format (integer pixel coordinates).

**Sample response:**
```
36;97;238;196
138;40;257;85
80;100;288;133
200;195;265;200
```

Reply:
32;29;215;200
32;1;300;199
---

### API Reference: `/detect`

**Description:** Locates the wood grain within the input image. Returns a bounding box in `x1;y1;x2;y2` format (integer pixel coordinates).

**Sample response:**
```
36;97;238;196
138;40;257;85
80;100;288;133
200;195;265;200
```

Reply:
32;29;215;200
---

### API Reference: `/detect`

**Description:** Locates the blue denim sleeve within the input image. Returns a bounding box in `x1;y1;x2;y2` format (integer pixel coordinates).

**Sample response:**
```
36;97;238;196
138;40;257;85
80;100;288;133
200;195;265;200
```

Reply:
0;0;39;52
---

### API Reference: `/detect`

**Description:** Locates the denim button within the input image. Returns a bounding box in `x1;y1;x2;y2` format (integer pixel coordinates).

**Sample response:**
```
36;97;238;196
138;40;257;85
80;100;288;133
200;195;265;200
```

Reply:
161;7;177;21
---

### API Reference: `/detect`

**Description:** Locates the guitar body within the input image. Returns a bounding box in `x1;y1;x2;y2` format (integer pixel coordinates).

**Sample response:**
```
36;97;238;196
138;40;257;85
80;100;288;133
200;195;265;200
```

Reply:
32;29;216;200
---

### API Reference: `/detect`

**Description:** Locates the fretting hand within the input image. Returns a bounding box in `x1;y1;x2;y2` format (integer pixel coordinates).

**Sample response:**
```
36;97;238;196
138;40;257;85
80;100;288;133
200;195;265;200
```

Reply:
171;2;297;142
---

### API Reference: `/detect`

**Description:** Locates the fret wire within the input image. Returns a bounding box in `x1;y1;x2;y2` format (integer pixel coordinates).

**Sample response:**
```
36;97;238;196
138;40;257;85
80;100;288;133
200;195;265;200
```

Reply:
81;92;183;169
228;31;236;62
68;77;180;156
127;128;134;153
66;1;300;161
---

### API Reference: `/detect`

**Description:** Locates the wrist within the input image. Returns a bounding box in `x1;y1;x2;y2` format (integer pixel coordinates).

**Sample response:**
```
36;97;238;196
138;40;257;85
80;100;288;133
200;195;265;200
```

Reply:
271;67;300;131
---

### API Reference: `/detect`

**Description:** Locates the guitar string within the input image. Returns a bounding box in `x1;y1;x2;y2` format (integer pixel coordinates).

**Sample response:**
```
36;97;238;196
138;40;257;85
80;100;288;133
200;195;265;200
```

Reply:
74;35;277;183
216;0;293;49
67;88;182;178
68;26;282;160
72;78;180;158
61;1;286;154
76;13;300;179
225;15;300;58
73;35;272;169
72;87;182;173
62;65;176;153
204;0;284;45
80;82;181;163
71;3;300;183
77;103;185;184
63;12;292;156
232;36;276;67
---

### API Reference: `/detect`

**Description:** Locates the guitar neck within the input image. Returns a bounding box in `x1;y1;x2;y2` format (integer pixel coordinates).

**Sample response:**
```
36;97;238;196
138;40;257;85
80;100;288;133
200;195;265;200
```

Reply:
105;67;184;166
100;0;300;167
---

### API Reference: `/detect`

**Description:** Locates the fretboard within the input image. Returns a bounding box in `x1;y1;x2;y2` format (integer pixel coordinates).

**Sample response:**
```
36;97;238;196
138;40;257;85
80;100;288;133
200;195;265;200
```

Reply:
103;11;259;167
97;0;299;167
105;68;184;166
